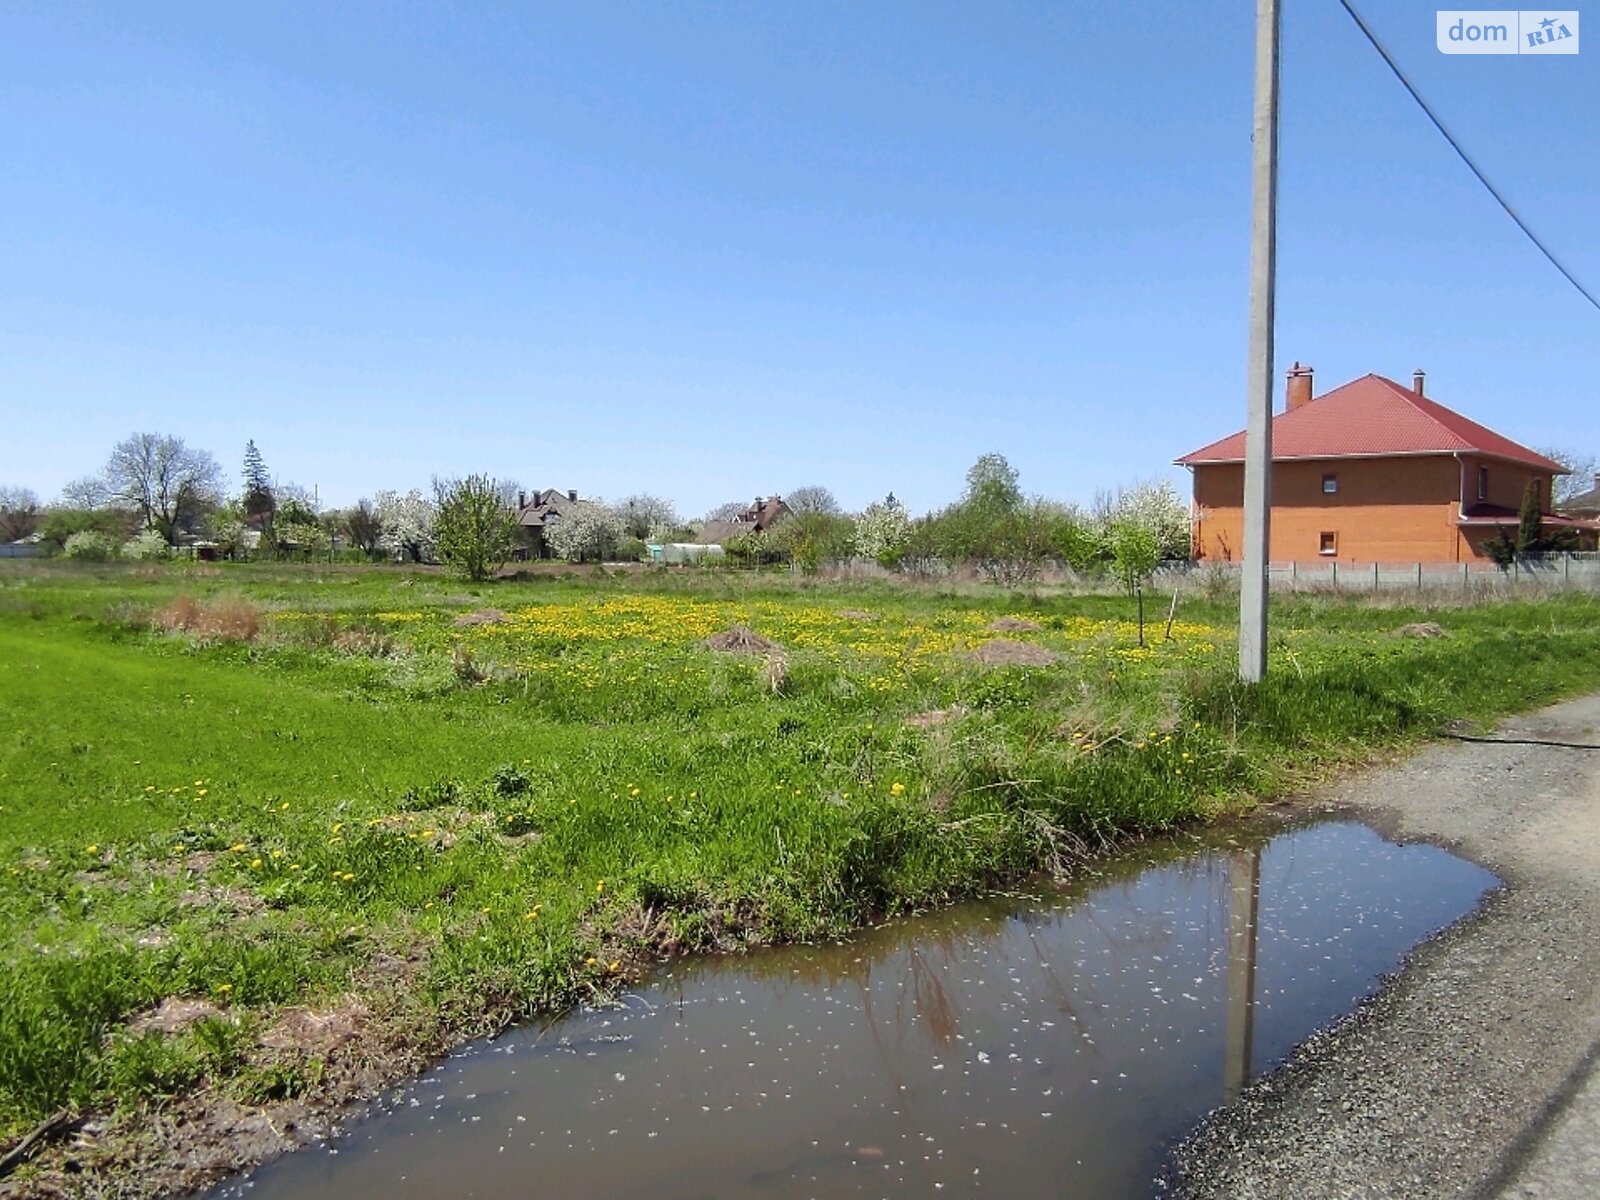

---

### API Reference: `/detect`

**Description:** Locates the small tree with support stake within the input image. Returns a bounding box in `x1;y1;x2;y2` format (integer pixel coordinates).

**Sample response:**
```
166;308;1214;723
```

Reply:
1111;521;1161;648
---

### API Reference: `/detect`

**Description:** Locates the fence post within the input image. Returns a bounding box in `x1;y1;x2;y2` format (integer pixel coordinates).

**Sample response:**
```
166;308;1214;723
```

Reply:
1373;562;1379;593
1332;560;1338;588
1564;553;1571;587
1417;562;1423;592
1463;562;1469;592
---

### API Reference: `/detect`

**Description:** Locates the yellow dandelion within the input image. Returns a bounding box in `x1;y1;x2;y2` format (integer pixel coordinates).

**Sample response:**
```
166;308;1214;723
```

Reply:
596;879;605;894
584;956;597;967
230;842;247;853
85;844;99;854
249;858;262;869
217;983;233;994
890;782;905;796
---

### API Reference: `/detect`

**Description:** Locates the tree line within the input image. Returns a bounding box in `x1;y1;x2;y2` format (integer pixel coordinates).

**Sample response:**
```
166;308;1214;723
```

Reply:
0;431;1200;587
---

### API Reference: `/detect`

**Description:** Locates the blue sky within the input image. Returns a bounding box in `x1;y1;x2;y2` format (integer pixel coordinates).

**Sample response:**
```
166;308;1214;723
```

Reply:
3;1;1596;518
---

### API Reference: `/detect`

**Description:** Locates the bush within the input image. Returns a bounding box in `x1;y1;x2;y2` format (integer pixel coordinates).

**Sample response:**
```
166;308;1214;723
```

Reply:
63;531;119;561
121;530;170;561
435;475;517;581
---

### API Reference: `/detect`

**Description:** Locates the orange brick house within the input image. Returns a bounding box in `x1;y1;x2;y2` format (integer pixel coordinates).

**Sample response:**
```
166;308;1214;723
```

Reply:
1177;366;1599;563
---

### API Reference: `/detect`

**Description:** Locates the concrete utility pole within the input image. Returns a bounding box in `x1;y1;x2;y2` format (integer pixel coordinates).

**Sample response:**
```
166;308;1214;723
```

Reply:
1239;0;1280;683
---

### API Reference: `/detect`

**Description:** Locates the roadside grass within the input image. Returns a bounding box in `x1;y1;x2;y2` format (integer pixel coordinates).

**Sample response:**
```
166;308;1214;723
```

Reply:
1;561;1598;1166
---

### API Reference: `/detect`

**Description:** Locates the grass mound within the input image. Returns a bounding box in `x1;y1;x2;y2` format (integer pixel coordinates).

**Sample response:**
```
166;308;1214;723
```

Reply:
986;617;1042;632
970;638;1060;667
704;625;784;655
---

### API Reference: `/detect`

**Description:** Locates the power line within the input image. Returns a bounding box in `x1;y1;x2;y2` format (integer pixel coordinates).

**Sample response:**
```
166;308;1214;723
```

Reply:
1336;0;1600;313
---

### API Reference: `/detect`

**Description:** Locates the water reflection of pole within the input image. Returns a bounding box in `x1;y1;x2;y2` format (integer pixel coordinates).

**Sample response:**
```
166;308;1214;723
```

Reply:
1224;847;1262;1102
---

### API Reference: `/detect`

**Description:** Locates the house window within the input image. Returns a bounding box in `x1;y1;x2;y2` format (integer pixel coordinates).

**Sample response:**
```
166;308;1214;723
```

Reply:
1478;466;1488;502
1322;473;1338;495
1319;531;1337;556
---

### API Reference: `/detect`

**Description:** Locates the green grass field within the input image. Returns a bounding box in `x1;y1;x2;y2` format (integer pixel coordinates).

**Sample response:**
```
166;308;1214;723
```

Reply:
2;561;1598;1160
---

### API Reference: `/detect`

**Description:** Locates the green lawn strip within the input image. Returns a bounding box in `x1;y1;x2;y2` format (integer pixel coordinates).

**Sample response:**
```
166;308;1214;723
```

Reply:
0;569;1597;1150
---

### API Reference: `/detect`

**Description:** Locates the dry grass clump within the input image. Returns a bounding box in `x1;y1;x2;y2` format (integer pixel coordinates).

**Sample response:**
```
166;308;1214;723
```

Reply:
451;645;490;685
759;652;791;696
260;1001;368;1055
332;628;394;657
453;609;506;628
151;595;261;642
986;616;1042;632
970;639;1060;667
904;706;968;730
1394;621;1447;639
704;626;783;656
129;997;226;1035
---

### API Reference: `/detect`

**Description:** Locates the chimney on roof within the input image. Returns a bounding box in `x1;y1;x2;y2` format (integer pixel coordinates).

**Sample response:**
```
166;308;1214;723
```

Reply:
517;491;526;509
1285;362;1314;412
568;489;578;502
1413;369;1426;396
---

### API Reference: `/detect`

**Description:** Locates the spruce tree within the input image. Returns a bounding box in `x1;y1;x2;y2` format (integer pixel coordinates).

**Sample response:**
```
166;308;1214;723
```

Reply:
242;440;276;539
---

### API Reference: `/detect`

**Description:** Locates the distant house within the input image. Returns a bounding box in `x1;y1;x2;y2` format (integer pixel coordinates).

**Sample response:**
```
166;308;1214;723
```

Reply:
1176;366;1600;562
1560;473;1600;520
693;495;792;546
511;488;582;559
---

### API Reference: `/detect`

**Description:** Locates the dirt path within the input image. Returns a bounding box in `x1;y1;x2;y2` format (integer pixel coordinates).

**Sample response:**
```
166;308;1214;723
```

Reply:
1170;693;1600;1200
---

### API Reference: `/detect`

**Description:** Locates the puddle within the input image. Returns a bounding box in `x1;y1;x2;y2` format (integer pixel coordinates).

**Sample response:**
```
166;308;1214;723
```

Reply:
213;818;1496;1199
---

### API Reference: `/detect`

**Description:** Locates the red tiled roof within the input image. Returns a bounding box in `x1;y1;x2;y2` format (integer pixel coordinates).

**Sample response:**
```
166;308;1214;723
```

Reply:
1176;374;1566;472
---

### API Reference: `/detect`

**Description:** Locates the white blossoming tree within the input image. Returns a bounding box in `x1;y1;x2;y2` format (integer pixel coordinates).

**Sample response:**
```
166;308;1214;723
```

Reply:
546;500;624;563
1095;481;1191;562
851;493;912;568
375;488;438;563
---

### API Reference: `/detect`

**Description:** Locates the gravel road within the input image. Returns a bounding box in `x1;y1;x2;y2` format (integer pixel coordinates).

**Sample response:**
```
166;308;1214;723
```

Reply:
1168;693;1600;1200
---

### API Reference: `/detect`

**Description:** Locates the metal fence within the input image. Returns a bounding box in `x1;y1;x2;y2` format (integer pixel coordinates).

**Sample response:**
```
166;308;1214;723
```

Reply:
1163;553;1600;593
